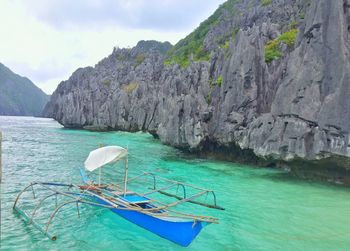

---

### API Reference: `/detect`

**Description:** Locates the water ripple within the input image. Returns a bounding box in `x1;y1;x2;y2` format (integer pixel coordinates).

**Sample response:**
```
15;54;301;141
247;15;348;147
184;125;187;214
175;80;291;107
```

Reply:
1;116;350;251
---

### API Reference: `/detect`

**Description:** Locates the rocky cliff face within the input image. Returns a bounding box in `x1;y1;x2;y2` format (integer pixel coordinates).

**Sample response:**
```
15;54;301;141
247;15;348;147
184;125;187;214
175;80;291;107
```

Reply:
44;0;350;183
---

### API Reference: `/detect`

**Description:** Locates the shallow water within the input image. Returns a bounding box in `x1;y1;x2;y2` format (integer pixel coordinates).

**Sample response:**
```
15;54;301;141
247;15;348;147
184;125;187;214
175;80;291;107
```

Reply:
1;116;350;251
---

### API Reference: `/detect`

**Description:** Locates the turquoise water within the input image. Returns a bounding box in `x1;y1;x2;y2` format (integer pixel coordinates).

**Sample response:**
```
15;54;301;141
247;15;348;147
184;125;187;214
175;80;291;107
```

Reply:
1;116;350;251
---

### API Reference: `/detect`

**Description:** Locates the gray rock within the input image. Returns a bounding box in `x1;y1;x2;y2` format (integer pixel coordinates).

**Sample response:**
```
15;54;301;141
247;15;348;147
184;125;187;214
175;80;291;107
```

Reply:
43;0;350;182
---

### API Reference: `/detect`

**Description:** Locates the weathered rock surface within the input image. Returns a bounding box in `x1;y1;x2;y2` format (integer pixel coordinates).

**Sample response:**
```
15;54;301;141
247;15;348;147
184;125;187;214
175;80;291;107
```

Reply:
44;0;350;183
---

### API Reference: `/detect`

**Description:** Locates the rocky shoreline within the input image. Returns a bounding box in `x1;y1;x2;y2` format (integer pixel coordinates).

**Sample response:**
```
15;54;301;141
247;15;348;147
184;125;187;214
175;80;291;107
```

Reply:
64;125;350;186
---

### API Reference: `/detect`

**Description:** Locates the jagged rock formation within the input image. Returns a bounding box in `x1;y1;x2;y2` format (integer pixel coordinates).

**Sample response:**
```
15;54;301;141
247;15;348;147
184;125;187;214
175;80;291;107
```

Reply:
0;63;49;116
44;0;350;183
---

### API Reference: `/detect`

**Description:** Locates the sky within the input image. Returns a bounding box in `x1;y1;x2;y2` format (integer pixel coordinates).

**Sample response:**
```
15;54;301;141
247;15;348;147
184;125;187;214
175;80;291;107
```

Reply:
0;0;225;94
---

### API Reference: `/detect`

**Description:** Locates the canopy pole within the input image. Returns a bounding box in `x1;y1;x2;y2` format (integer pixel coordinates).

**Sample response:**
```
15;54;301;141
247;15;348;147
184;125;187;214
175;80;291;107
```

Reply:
98;144;103;186
123;151;128;197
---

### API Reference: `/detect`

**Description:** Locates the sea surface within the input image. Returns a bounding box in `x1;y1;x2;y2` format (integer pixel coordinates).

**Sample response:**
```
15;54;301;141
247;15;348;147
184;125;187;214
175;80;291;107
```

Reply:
1;116;350;251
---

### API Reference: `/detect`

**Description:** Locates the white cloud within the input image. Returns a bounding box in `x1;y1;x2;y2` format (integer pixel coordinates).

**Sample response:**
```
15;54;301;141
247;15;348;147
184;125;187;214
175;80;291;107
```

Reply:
19;0;224;32
0;0;225;94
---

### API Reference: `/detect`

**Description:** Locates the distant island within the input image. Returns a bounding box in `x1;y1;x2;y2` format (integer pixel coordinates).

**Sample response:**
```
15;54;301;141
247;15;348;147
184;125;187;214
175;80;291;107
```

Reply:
0;63;49;116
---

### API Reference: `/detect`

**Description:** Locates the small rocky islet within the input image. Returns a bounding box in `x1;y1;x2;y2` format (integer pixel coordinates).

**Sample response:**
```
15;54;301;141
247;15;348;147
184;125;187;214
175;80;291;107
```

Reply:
43;0;350;185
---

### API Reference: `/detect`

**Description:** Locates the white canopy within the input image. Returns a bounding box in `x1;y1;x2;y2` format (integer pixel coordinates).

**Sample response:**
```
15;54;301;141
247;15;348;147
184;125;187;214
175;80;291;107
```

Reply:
84;146;127;172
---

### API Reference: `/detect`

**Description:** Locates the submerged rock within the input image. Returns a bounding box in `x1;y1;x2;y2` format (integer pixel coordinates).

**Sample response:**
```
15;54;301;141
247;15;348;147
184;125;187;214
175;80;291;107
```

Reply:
43;1;350;184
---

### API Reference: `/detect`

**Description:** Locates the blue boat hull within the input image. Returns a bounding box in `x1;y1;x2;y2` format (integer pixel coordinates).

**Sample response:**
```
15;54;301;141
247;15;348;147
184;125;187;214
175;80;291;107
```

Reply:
78;168;208;246
96;198;206;247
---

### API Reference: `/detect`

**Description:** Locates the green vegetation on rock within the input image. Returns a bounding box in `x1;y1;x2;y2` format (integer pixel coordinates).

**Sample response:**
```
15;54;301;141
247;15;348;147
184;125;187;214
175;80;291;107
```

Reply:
219;27;239;50
205;92;212;105
265;40;282;63
116;54;125;61
217;75;223;87
261;0;272;6
165;0;238;67
264;28;298;63
164;32;211;68
290;20;298;29
278;29;298;47
221;41;230;50
122;82;139;93
136;54;145;65
102;79;111;87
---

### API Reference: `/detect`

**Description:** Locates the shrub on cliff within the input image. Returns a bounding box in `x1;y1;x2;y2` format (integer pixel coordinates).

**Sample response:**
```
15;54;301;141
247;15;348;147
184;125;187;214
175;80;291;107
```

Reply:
165;0;238;67
261;0;272;6
136;54;145;65
217;75;223;87
122;82;139;93
264;28;298;63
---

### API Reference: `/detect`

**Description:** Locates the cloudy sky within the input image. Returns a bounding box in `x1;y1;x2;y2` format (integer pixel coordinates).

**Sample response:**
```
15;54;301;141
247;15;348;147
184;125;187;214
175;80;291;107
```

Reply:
0;0;225;94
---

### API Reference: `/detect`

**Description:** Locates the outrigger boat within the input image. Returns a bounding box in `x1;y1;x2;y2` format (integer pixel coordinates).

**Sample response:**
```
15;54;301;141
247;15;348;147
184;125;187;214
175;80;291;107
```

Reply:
13;146;224;247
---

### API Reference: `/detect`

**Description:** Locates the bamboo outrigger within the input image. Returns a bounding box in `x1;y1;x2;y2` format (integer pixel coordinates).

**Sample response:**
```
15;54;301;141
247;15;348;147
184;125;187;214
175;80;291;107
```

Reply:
13;146;224;247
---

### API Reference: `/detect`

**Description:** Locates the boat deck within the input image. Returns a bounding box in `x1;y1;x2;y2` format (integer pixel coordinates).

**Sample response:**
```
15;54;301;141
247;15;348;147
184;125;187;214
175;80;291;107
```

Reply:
121;194;150;204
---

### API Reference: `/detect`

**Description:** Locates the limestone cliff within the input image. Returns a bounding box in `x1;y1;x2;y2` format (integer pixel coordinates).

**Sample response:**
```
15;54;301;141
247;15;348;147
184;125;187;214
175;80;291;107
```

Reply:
43;0;350;183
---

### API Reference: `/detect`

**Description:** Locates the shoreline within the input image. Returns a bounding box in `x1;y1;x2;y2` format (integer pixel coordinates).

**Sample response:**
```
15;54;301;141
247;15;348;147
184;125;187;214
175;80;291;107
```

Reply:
72;125;350;187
